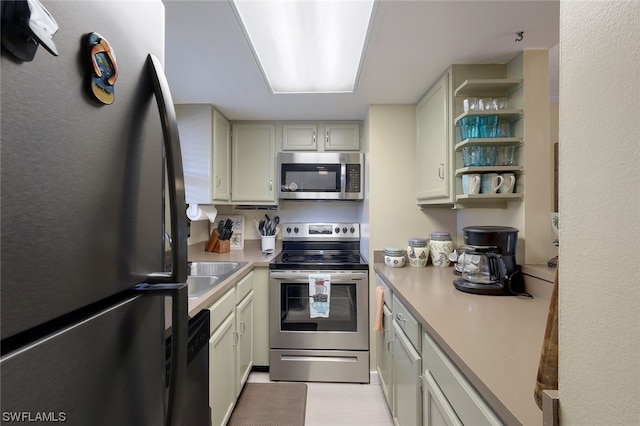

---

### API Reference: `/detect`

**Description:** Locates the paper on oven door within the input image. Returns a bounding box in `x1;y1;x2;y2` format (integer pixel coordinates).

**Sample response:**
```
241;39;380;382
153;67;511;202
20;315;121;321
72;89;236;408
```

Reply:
309;273;331;318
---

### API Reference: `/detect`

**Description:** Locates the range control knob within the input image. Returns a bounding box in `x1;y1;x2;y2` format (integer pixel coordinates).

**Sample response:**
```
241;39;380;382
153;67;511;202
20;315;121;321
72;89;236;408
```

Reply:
286;227;292;234
294;227;299;234
334;227;340;234
342;227;348;234
350;226;356;234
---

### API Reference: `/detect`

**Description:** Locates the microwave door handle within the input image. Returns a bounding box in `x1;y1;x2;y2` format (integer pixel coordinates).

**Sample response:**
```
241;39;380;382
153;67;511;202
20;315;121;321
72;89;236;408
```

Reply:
340;157;346;199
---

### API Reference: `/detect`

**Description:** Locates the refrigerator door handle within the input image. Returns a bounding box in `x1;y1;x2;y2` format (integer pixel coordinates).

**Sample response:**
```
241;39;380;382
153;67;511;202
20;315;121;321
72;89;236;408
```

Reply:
147;53;188;285
133;282;187;426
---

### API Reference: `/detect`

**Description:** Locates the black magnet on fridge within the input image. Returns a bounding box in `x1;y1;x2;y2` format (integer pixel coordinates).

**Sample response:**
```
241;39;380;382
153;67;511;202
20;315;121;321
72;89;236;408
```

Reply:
84;32;118;105
1;0;59;62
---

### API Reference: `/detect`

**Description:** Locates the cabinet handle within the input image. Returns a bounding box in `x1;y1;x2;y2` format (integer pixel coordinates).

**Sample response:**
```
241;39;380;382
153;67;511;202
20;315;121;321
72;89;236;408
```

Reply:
326;130;329;144
216;175;221;187
438;163;445;180
269;179;273;191
313;131;316;144
233;330;239;346
239;321;246;335
396;313;407;324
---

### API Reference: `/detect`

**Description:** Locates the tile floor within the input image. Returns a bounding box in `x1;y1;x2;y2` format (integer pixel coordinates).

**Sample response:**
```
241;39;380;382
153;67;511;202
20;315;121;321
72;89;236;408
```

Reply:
247;371;394;426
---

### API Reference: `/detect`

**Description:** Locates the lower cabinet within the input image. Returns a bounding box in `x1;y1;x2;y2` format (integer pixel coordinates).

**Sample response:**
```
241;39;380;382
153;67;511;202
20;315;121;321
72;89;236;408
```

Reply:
208;271;254;426
422;332;503;426
422;370;462;426
376;303;393;407
392;320;423;426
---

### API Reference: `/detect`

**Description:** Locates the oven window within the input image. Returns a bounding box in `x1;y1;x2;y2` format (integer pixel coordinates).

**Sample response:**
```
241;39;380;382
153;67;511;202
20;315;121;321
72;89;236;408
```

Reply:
280;283;357;332
280;164;341;192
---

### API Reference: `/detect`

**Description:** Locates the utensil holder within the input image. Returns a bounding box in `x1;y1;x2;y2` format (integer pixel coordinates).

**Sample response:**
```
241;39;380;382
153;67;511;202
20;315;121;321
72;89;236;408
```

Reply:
261;235;275;253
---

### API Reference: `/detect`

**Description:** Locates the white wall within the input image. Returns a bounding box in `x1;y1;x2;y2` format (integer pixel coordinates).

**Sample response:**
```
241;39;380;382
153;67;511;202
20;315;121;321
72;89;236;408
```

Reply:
559;1;639;424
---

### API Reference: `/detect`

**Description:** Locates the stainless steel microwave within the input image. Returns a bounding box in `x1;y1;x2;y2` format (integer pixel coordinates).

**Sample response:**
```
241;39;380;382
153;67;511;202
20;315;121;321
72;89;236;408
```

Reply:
277;152;364;200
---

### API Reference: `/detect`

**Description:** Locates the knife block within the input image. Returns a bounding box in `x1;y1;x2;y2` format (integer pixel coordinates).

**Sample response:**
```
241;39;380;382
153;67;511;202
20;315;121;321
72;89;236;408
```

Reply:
205;229;219;252
214;239;230;253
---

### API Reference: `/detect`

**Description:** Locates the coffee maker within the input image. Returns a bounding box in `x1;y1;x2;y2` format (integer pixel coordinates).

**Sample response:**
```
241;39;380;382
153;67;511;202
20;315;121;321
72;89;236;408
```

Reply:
453;226;525;296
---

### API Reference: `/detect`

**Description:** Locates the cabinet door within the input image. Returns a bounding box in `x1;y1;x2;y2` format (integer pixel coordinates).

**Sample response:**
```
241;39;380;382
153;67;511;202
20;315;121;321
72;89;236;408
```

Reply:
251;267;270;366
209;312;236;426
236;290;254;396
212;109;231;201
376;304;393;409
282;123;318;150
324;123;360;151
416;72;452;203
175;104;214;205
392;321;422;426
423;370;463;426
231;123;276;203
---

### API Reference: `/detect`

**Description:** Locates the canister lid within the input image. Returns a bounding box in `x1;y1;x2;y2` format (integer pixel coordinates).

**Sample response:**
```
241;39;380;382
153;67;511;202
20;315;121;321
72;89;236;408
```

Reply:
408;238;428;247
429;232;451;241
384;247;405;256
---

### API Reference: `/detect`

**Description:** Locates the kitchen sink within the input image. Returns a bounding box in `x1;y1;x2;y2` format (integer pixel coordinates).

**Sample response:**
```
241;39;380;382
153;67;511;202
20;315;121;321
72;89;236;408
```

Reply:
187;261;247;299
187;275;220;299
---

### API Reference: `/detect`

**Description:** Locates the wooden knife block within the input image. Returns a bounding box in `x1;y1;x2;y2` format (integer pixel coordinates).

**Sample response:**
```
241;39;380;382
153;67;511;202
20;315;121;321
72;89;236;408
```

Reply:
205;229;230;253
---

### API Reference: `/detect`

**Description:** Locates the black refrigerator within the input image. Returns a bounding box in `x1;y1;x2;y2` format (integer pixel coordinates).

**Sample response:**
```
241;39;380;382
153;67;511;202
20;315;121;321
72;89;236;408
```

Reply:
1;1;189;425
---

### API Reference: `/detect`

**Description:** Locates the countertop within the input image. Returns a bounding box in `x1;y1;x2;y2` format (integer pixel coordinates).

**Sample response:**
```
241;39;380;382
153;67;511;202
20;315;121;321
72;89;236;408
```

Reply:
374;263;554;426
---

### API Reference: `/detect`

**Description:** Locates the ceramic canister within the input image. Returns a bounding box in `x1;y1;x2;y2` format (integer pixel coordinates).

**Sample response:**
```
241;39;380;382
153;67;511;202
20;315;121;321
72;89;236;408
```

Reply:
429;232;453;267
407;238;428;267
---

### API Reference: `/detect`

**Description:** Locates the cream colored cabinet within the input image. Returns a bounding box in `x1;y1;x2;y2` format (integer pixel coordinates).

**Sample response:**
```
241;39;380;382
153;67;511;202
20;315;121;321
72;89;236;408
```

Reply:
231;123;276;204
422;332;503;426
175;104;231;204
208;271;255;426
251;266;270;366
209;287;237;426
235;291;253;393
282;123;318;151
392;295;422;426
422;370;463;426
375;276;393;408
416;71;452;204
281;122;360;151
324;123;360;151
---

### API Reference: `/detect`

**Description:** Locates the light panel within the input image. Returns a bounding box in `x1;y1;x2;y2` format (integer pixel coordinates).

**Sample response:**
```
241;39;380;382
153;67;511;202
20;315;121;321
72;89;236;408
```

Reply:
232;0;375;94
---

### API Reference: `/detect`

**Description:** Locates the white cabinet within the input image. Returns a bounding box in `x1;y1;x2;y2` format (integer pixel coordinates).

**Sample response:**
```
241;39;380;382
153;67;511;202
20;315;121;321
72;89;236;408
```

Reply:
231;123;277;204
175;104;230;204
324;123;360;151
375;277;393;408
209;287;237;426
422;332;503;426
251;266;270;366
281;122;360;151
282;123;318;151
416;71;452;203
392;295;422;426
208;271;255;426
422;370;463;426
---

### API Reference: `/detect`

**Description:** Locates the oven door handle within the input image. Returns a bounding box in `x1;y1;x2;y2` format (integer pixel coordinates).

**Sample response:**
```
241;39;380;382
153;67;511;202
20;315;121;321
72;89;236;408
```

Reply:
269;271;368;282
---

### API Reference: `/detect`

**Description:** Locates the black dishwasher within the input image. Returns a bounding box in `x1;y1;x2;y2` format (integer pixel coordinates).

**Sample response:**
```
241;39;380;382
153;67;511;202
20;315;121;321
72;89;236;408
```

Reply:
166;308;210;426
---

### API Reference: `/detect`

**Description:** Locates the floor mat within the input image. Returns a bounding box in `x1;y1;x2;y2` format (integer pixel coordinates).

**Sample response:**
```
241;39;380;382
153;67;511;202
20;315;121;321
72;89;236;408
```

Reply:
227;382;307;426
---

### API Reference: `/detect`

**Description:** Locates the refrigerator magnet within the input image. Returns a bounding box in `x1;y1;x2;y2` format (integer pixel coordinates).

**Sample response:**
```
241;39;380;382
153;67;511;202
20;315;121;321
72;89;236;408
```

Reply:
84;32;118;105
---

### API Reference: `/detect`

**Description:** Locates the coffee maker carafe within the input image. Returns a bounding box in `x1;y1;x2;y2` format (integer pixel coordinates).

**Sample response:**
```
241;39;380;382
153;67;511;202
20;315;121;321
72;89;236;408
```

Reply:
453;226;525;296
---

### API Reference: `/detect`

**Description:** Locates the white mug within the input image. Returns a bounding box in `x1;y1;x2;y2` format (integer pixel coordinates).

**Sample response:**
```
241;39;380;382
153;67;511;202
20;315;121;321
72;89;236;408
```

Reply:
462;174;480;194
498;173;516;193
480;173;504;193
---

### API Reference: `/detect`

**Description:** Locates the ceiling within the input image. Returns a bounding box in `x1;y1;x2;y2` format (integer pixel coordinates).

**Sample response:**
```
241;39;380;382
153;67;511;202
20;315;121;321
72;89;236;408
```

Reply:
164;0;559;121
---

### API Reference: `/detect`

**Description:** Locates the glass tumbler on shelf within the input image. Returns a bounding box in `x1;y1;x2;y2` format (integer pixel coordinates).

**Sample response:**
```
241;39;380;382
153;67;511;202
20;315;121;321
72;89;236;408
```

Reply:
496;120;511;138
498;145;516;166
479;115;499;138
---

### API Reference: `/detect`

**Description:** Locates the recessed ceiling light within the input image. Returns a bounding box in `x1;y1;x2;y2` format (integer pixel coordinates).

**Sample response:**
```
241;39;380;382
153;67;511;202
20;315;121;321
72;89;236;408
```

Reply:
232;0;376;94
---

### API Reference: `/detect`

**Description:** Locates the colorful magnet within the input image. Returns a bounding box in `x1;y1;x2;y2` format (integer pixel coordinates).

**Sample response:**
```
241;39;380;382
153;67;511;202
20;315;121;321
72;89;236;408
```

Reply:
84;32;118;105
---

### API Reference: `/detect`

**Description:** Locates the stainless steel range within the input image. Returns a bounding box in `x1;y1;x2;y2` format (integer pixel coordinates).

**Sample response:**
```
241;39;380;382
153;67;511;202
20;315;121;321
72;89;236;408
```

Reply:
269;222;369;383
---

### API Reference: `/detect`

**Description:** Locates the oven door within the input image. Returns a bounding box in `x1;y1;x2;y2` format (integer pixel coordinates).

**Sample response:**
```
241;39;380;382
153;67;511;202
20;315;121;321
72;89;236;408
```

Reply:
269;270;369;350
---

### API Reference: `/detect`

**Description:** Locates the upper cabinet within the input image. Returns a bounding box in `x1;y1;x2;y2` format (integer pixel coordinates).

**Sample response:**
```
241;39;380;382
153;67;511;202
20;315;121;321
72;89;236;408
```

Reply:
281;122;361;151
175;104;231;204
231;123;277;204
416;71;451;203
416;62;528;207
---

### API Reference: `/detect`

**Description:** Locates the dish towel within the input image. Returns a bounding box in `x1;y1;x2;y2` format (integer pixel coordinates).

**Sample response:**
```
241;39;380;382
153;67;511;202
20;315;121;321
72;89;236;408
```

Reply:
309;273;331;318
373;286;384;332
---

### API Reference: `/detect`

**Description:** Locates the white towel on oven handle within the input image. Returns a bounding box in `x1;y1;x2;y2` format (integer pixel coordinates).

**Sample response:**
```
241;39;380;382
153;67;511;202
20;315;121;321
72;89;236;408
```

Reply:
309;273;331;318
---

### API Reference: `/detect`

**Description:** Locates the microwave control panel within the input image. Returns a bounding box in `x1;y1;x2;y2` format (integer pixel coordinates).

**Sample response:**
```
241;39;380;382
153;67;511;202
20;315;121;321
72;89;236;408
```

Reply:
346;164;361;193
